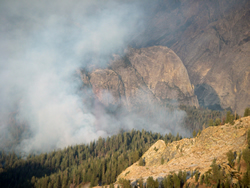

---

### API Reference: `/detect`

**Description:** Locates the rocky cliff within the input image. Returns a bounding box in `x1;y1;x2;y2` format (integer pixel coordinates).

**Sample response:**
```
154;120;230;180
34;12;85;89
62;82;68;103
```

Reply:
116;116;250;184
80;46;199;110
133;0;250;114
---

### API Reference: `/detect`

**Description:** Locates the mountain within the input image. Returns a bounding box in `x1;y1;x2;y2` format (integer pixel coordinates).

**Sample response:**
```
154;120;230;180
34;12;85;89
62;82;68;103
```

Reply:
116;116;250;185
133;0;250;114
80;46;199;110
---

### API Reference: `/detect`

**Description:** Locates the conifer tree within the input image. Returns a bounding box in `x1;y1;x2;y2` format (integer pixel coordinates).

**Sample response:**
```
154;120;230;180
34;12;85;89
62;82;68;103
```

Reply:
146;177;155;188
200;174;204;185
173;173;180;188
192;130;196;138
161;157;164;165
226;150;235;167
138;178;143;188
225;111;234;124
244;107;250;117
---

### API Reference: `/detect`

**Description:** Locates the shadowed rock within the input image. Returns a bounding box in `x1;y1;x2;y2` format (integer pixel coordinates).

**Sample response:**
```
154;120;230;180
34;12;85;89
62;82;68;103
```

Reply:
132;0;250;114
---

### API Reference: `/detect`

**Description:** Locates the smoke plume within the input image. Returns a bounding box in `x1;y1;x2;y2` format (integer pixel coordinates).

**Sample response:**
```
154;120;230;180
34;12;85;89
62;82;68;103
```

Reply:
0;0;188;154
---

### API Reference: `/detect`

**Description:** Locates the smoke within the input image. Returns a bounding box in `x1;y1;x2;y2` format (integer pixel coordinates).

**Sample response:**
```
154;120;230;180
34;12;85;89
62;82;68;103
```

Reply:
0;0;188;154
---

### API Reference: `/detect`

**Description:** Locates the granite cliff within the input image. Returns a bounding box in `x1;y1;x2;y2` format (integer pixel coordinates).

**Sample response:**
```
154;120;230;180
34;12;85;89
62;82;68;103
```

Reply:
80;46;199;110
133;0;250;114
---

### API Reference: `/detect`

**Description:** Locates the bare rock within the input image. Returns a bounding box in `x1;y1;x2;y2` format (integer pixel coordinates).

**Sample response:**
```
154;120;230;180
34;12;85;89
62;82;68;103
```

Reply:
127;46;199;107
133;0;250;114
117;116;250;183
81;46;199;109
89;69;124;106
109;56;157;110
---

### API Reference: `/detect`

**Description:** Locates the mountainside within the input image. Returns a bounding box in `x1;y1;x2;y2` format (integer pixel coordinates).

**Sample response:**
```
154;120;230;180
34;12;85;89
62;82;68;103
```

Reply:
133;0;250;114
80;46;199;109
117;116;250;184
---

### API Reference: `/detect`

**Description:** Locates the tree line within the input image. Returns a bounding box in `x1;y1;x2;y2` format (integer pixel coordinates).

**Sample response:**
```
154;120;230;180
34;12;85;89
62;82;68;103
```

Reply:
0;129;182;188
0;107;249;187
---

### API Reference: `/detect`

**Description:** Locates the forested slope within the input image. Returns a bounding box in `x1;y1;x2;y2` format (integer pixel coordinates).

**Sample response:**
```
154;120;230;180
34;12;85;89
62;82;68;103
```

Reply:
0;108;248;188
0;129;182;188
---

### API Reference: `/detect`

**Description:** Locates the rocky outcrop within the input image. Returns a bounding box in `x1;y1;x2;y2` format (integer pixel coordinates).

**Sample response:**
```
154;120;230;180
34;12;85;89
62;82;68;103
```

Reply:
89;69;124;106
80;46;199;109
126;46;198;107
116;116;250;184
133;0;250;114
108;55;157;110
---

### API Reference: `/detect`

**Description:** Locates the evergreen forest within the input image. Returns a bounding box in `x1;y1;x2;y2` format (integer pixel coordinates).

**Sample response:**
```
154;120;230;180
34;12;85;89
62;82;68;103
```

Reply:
0;107;249;188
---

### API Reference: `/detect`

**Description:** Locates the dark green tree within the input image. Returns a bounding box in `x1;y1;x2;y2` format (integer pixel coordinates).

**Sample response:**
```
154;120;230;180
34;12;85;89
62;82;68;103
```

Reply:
210;159;221;183
244;107;250;117
118;178;130;188
226;150;235;168
146;177;156;188
161;157;164;165
247;130;250;148
225;111;234;124
199;174;204;185
195;171;199;182
139;158;145;166
243;148;250;166
173;173;180;188
215;118;221;126
162;177;168;188
208;119;214;127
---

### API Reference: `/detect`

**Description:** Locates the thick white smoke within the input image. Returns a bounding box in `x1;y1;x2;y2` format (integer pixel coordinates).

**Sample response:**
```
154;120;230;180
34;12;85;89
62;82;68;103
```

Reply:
0;0;188;154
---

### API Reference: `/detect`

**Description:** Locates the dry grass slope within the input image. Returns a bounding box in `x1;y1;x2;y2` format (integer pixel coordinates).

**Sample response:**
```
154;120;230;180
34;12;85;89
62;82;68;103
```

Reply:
116;116;250;184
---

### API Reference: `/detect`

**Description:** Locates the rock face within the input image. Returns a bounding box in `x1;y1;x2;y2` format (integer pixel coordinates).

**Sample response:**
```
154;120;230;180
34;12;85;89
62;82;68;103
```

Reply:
133;0;250;114
89;69;124;106
81;46;199;109
116;116;250;184
127;46;198;107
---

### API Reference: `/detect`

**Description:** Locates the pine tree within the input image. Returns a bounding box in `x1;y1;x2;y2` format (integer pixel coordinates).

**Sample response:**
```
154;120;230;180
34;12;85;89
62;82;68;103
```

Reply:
244;108;250;117
247;130;250;148
139;158;145;166
162;177;168;188
208;119;214;127
138;177;143;188
161;157;164;165
243;148;250;166
215;118;221;126
226;150;235;167
225;111;234;124
166;175;173;188
173;173;180;188
210;159;221;182
200;174;204;185
195;171;199;182
192;130;196;138
146;177;155;188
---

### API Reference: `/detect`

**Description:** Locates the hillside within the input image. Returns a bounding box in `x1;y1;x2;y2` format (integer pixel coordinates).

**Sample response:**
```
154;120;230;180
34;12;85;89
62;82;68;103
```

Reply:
133;0;250;114
0;129;183;188
117;116;250;185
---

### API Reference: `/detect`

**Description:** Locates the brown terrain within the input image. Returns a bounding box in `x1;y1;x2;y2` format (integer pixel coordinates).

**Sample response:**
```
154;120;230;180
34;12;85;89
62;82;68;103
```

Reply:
133;0;250;114
116;116;250;184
